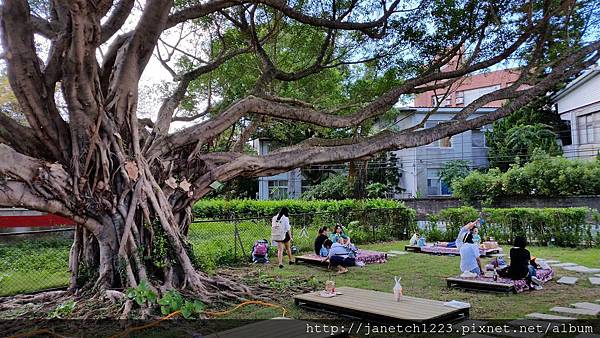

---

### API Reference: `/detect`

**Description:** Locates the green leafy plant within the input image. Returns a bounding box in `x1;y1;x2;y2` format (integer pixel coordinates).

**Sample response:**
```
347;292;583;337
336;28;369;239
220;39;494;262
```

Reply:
181;300;205;319
157;290;185;315
49;300;76;319
126;280;157;306
156;290;205;318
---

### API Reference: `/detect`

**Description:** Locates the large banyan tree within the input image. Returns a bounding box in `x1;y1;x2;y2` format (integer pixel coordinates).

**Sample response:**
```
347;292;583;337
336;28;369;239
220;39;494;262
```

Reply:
0;0;598;301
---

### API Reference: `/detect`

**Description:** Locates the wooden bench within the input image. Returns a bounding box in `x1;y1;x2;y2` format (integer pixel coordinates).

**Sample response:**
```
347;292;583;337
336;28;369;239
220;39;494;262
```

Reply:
446;277;515;293
205;319;346;338
294;286;469;323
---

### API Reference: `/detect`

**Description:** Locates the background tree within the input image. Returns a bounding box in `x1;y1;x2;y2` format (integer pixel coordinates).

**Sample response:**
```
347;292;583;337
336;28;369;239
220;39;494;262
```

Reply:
0;0;598;312
486;96;566;170
440;159;471;189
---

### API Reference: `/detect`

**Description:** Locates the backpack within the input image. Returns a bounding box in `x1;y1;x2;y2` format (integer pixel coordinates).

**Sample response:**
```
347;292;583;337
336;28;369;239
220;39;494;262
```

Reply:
253;240;268;256
271;216;286;241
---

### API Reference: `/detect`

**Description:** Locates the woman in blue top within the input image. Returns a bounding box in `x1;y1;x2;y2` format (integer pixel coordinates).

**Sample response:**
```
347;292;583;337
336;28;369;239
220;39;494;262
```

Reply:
329;224;350;244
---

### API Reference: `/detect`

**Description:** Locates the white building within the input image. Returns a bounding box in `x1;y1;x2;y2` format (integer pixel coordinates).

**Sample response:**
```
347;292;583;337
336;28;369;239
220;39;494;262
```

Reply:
252;138;303;200
393;107;495;198
555;66;600;159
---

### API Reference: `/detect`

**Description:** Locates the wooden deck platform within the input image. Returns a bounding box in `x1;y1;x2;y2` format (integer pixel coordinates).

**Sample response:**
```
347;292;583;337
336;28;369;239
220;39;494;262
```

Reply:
404;245;421;252
295;254;328;266
294;286;469;323
205;319;346;338
446;277;515;293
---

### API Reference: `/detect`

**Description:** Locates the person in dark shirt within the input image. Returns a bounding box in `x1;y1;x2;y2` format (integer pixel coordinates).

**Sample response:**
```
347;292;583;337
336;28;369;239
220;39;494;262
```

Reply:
314;226;329;255
508;236;543;290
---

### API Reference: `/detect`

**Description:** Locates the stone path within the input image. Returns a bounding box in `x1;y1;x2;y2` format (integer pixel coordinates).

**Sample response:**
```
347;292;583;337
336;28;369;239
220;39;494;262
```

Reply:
562;266;600;273
588;277;600;285
388;250;408;255
525;313;575;320
571;302;600;312
541;260;560;264
550;262;577;267
550;306;599;316
556;276;578;285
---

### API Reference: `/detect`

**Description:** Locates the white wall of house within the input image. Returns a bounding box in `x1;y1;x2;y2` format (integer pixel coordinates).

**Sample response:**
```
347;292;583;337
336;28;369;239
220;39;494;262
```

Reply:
556;67;600;160
393;107;494;198
253;139;303;200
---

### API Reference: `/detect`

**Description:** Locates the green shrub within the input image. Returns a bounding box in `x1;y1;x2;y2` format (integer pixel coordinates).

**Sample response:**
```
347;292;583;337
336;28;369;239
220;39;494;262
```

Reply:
481;207;591;247
193;199;412;220
438;206;479;241
428;207;594;247
452;156;600;205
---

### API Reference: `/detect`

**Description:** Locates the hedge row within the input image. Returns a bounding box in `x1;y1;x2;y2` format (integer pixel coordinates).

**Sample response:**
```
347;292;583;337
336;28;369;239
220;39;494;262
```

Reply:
452;155;600;205
423;206;597;247
193;198;410;218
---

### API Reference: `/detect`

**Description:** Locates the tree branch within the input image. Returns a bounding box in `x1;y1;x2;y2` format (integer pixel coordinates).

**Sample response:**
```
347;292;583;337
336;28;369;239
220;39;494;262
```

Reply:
100;0;135;43
166;0;400;38
0;0;70;162
188;41;600;197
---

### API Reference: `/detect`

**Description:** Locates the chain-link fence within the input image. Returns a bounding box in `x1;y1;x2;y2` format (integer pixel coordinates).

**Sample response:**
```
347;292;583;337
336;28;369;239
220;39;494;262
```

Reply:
0;228;73;297
188;207;415;270
0;207;415;297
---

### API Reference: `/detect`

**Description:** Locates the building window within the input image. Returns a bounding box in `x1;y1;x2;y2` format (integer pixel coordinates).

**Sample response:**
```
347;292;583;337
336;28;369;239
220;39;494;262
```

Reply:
455;91;464;105
268;180;288;200
425;121;452;148
426;168;452;196
577;113;598;144
426;169;440;196
431;95;451;107
472;129;486;147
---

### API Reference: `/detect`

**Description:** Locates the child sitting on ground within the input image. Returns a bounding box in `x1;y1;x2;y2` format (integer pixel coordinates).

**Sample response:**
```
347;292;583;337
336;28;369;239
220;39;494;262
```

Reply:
320;239;333;257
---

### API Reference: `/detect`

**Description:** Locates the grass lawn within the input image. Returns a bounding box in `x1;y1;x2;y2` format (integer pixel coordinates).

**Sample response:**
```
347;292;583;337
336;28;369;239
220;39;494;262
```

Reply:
2;234;599;322
0;235;71;297
219;241;600;320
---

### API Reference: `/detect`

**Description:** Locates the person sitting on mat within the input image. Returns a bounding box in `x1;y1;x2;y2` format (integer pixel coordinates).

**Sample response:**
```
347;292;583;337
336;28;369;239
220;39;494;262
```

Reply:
314;226;329;255
506;236;543;290
459;232;484;275
409;231;420;246
329;224;351;245
319;239;333;257
321;239;355;274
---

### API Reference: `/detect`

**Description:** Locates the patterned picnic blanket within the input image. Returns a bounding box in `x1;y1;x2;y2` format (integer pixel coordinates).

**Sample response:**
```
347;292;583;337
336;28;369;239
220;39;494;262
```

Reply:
420;245;503;256
301;249;387;264
455;267;554;293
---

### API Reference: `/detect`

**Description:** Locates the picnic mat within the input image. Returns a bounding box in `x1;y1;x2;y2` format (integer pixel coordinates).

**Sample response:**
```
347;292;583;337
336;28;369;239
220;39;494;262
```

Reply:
452;267;554;293
420;245;503;256
299;249;387;264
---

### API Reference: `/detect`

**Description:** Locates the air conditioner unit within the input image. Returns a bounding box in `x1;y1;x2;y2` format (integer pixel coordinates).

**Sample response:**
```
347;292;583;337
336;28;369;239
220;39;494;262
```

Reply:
455;97;464;104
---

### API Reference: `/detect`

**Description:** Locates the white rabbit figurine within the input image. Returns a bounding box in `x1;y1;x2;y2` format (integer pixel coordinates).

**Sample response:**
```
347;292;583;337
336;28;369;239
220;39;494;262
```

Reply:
393;276;403;301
